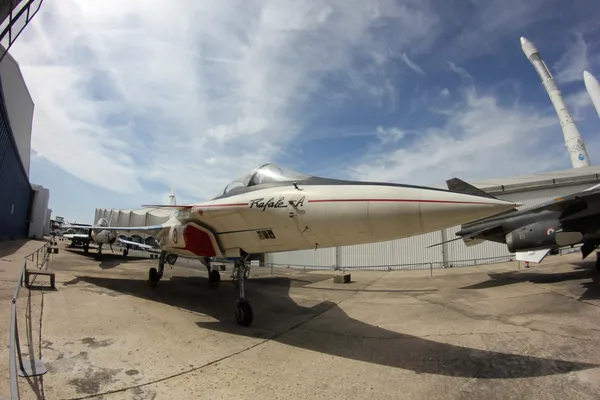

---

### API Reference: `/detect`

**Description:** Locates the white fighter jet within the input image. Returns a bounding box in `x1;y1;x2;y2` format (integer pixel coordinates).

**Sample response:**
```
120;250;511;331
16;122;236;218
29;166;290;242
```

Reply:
80;163;520;326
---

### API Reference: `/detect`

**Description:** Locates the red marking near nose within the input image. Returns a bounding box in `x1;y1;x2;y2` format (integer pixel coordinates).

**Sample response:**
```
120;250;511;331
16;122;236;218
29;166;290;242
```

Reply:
183;225;216;256
308;199;492;205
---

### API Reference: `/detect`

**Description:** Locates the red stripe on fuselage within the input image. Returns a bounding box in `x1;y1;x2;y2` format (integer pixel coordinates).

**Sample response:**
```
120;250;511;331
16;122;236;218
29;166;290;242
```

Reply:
202;203;247;207
307;199;492;205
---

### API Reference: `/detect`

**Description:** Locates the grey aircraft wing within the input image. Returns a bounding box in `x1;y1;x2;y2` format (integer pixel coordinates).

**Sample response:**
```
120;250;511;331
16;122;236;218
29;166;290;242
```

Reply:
526;188;600;218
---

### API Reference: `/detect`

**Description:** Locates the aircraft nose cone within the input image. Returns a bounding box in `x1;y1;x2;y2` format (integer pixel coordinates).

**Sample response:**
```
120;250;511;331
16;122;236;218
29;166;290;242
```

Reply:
420;192;520;232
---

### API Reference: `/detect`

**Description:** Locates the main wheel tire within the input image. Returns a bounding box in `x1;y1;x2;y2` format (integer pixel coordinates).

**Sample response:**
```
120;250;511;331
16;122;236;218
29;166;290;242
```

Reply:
148;267;159;287
595;259;600;272
234;300;253;327
209;270;221;288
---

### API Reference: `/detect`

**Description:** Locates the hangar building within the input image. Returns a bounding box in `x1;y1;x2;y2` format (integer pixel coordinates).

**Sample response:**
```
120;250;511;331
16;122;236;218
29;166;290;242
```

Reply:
266;166;600;269
0;51;49;239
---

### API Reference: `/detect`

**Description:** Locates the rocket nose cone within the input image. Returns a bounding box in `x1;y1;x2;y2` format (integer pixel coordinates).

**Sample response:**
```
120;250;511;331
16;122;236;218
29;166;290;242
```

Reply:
520;36;528;45
583;70;595;84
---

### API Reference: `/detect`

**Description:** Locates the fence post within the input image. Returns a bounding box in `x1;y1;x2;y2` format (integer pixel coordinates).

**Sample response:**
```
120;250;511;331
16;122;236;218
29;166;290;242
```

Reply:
429;263;432;278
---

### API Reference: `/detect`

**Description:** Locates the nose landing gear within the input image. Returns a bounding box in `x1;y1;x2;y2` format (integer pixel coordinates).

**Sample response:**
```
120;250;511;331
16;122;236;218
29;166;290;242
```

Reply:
232;258;253;327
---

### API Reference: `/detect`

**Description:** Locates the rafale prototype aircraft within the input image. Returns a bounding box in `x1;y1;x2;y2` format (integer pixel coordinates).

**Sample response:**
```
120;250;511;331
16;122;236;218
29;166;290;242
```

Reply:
74;163;519;327
440;178;600;267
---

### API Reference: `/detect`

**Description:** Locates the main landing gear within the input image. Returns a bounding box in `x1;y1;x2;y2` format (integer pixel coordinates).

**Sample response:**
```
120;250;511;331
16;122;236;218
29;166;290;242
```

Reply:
148;253;254;327
232;258;253;327
148;251;178;287
95;244;103;261
203;256;221;289
201;255;253;326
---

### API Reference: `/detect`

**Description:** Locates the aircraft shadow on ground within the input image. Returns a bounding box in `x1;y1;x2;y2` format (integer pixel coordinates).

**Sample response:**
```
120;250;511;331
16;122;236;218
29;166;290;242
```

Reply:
460;261;600;301
64;248;150;270
74;272;599;379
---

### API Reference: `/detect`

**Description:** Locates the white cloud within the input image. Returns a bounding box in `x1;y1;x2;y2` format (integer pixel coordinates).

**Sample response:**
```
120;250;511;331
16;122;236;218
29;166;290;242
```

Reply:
11;0;440;204
347;84;573;186
376;126;406;144
564;89;594;121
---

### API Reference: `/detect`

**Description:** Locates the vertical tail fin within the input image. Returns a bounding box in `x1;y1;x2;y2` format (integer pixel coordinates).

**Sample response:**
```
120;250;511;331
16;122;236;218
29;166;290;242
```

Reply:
169;185;177;205
446;177;519;227
446;178;498;199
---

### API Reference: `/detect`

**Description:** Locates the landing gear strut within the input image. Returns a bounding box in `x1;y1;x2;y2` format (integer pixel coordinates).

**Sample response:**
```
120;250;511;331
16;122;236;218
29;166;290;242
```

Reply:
148;252;177;287
203;257;221;288
232;258;253;327
95;245;103;261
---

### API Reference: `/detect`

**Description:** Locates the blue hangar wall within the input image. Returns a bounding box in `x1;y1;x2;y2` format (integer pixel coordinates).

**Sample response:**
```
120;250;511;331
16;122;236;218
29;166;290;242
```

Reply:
0;54;33;240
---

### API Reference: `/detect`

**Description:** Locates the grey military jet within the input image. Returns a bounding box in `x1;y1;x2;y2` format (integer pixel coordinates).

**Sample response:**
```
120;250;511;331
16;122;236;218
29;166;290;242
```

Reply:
438;178;600;269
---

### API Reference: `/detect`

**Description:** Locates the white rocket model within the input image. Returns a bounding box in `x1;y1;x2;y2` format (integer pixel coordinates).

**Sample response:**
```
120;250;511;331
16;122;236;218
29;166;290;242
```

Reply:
583;70;600;119
520;36;591;168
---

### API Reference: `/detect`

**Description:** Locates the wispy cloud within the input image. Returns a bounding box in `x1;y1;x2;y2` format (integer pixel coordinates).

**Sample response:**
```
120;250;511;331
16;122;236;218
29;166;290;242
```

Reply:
10;0;600;223
376;126;406;144
401;53;426;75
425;0;562;62
12;0;440;205
346;74;573;186
446;61;473;83
564;89;594;121
553;33;599;84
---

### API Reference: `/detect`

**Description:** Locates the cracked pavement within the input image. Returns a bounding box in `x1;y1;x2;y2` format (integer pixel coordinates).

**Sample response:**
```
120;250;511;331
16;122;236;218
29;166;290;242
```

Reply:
2;240;600;399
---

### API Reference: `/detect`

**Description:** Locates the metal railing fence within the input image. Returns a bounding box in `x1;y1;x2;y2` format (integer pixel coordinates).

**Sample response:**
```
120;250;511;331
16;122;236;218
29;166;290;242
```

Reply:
8;239;52;399
262;245;582;273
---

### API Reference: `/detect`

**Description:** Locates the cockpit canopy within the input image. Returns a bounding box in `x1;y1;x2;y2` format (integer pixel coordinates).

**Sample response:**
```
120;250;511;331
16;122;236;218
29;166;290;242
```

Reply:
221;163;311;196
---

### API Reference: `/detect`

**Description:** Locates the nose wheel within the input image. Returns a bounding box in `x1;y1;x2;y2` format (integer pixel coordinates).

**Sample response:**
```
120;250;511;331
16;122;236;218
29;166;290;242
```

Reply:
235;299;253;326
232;259;253;326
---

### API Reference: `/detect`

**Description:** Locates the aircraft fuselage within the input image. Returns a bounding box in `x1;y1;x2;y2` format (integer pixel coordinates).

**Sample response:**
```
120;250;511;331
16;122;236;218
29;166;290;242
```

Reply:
148;184;516;259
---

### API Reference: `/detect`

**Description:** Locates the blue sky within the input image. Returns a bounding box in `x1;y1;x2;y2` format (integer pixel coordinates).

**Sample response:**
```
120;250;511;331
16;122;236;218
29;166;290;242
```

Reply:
8;0;600;224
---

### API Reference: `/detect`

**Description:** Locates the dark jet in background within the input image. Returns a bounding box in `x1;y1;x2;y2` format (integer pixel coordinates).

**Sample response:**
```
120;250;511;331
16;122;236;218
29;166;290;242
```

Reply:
433;178;600;269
